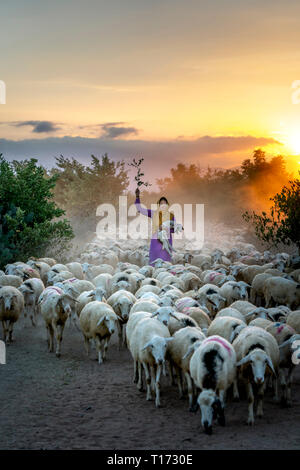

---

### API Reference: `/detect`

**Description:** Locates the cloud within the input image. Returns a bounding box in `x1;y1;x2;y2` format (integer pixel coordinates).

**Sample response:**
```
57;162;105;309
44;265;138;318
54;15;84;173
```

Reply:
0;134;280;190
100;122;139;139
13;120;61;133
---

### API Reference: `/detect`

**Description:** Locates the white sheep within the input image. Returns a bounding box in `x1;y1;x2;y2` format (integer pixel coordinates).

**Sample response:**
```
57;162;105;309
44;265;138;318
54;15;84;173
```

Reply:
207;316;246;343
275;333;300;407
250;273;275;306
219;281;250;306
232;326;279;425
0;274;23;288
215;307;246;323
106;290;137;349
128;317;173;407
286;310;300;334
263;277;300;309
0;286;24;343
39;286;78;357
168;326;206;409
129;299;158;315
79;301;118;364
75;287;107;317
18;278;45;326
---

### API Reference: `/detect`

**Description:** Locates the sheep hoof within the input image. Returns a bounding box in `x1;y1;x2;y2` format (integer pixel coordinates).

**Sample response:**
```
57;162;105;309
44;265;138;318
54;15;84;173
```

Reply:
56;352;61;358
233;396;240;403
247;419;254;426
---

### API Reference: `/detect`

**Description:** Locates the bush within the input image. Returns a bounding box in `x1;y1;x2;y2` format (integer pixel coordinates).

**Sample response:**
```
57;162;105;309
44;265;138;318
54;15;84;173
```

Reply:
242;172;300;252
0;155;74;268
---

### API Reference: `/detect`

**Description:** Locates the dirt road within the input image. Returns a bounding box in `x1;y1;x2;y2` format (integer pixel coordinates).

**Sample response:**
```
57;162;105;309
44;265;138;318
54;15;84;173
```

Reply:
0;316;299;450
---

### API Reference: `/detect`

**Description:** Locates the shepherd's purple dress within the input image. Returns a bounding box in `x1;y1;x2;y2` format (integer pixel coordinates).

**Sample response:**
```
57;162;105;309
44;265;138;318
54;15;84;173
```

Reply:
135;197;175;266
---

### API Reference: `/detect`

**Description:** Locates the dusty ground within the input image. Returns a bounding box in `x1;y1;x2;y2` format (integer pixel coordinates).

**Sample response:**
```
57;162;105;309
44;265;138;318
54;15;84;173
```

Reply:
0;316;299;450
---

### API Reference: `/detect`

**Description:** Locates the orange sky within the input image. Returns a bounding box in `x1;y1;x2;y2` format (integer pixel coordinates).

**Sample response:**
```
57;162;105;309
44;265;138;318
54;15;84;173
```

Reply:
1;0;300;178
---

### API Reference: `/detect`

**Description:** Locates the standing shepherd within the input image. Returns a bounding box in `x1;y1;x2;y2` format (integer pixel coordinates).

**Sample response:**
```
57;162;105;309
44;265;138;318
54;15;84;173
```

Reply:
135;187;183;266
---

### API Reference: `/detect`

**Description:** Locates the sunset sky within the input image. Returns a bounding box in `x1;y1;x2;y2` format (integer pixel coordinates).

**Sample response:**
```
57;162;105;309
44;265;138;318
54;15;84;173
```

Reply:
1;0;300;187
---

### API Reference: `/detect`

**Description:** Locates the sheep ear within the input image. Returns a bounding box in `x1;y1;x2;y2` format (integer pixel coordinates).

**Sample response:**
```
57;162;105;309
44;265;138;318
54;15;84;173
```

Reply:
65;294;79;303
142;341;152;351
236;353;252;367
170;312;180;320
279;338;293;349
96;316;106;327
266;356;276;376
229;330;237;343
183;344;196;360
151;311;158;317
87;292;95;297
166;337;174;343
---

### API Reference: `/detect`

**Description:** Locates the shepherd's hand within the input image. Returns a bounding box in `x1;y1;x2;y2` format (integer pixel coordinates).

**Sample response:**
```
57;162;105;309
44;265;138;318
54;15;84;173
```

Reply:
135;187;140;198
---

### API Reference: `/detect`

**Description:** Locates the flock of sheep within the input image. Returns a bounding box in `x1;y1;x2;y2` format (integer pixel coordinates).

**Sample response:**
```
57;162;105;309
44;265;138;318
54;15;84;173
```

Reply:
0;229;300;435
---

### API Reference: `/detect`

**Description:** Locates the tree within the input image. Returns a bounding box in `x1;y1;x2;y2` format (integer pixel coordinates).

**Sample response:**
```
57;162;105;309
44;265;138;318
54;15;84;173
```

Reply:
242;172;300;252
0;155;74;268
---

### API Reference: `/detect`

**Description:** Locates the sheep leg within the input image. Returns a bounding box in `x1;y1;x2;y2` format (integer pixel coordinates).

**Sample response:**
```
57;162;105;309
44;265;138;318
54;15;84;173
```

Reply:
8;321;14;343
102;337;109;360
278;368;288;407
122;327;127;348
150;366;156;392
2;321;8;343
142;362;152;401
116;321;123;350
94;336;103;364
137;361;144;391
133;360;138;383
246;382;255;425
233;378;240;401
48;324;54;352
273;376;280;403
30;312;36;327
55;323;64;357
155;364;162;407
175;365;184;399
257;383;265;418
168;361;176;386
185;372;194;411
216;389;226;426
84;335;90;357
286;366;294;407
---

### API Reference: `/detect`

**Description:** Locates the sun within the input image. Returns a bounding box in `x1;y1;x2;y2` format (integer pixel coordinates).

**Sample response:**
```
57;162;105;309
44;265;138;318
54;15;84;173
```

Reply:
286;131;300;155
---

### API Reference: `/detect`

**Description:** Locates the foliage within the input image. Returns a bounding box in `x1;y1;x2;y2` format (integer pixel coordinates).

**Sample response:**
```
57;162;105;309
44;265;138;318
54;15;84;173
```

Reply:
128;157;152;188
0;155;74;268
243;172;300;251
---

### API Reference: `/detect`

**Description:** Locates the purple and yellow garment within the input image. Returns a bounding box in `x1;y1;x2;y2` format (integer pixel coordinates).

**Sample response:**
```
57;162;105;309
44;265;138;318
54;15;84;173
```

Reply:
135;197;175;266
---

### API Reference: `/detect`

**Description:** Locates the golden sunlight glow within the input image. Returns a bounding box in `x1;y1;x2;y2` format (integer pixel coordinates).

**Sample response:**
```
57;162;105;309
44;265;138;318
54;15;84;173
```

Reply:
287;132;300;155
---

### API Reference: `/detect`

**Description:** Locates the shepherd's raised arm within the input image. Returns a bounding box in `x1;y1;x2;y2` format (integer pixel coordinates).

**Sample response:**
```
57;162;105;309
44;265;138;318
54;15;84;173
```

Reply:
135;187;153;218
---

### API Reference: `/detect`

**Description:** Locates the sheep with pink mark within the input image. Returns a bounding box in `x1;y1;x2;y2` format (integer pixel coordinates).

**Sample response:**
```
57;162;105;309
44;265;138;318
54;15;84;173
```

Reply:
184;335;237;434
